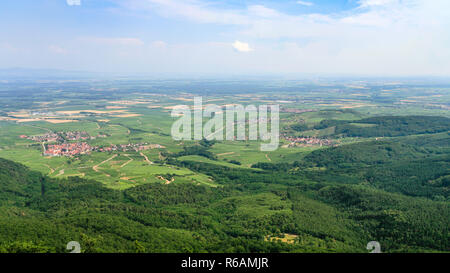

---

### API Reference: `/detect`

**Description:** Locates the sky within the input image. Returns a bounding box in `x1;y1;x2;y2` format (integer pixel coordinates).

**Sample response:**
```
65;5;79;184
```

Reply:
1;0;449;76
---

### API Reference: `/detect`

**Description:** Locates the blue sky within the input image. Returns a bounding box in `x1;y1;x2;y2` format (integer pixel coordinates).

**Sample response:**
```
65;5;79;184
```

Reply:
1;0;449;76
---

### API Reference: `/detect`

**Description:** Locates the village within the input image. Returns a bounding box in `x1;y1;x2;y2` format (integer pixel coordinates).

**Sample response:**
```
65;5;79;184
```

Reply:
20;131;102;143
44;142;94;157
283;135;335;147
62;131;91;141
20;131;165;157
43;142;165;157
98;143;165;153
21;132;62;142
280;107;316;114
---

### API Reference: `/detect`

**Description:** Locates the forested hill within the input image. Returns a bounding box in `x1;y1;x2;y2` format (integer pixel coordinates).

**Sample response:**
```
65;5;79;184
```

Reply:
0;156;449;253
0;158;44;206
312;116;450;137
302;140;449;199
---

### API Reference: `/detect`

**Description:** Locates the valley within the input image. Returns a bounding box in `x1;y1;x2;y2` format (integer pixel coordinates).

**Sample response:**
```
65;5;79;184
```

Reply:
0;79;448;253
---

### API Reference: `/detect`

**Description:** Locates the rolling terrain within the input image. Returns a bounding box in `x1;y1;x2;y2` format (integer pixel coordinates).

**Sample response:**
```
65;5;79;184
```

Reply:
0;79;449;253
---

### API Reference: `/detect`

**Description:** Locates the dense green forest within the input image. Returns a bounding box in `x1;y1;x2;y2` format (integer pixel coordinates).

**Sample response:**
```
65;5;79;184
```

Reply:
310;116;450;137
0;136;449;253
253;137;449;200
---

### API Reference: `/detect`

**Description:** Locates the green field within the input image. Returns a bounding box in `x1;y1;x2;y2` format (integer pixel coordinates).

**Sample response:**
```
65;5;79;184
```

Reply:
0;79;449;253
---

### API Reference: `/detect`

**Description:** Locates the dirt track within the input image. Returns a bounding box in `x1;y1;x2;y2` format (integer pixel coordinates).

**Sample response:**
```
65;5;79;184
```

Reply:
93;154;118;172
140;152;153;165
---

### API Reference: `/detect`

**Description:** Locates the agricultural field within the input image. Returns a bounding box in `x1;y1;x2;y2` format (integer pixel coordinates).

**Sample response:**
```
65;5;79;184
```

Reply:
0;78;449;253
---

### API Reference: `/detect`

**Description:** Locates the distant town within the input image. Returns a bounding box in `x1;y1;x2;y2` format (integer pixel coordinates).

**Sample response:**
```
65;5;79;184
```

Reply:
20;131;105;143
20;131;165;157
280;108;316;114
45;142;93;157
283;135;335;147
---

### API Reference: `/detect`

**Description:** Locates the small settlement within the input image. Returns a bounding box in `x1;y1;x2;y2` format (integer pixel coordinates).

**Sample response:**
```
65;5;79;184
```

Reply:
20;131;164;157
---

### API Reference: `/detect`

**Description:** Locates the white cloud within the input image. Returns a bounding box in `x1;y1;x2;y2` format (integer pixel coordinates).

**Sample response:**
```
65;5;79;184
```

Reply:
121;0;250;25
94;0;450;75
7;0;448;76
248;5;280;18
296;1;313;6
66;0;81;6
357;0;399;8
232;41;253;52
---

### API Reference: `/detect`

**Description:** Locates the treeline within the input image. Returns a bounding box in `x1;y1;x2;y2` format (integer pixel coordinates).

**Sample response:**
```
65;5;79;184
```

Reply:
310;116;450;137
164;144;217;160
253;139;449;200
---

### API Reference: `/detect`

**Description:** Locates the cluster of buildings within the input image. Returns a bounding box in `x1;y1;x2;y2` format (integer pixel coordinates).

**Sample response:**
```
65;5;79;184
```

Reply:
61;131;90;141
281;108;316;114
20;131;109;143
23;133;62;142
43;142;165;157
283;136;335;147
98;143;165;153
44;142;94;157
21;131;165;157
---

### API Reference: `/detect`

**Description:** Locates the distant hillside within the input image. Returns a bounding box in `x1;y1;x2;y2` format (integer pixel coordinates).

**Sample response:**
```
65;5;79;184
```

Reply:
312;116;450;137
302;139;450;200
0;153;448;253
304;141;423;167
0;158;43;206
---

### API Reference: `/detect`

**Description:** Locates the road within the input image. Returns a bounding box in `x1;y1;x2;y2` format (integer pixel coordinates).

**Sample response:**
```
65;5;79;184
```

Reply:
93;154;118;172
140;152;153;165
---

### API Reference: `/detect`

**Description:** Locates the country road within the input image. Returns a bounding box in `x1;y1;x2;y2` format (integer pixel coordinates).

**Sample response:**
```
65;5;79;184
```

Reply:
93;154;118;172
140;152;153;165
